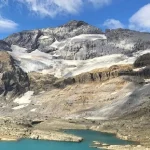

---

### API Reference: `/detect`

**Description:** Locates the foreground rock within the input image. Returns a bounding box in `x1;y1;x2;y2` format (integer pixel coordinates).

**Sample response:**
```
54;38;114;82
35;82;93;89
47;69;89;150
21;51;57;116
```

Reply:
0;51;29;99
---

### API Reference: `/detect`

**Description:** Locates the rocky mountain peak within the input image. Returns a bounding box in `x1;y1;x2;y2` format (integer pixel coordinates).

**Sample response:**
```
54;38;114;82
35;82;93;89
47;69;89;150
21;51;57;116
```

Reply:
61;20;88;28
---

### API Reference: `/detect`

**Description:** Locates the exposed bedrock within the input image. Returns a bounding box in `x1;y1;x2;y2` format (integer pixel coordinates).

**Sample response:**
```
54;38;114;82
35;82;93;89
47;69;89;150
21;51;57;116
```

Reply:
53;65;133;88
0;40;12;51
134;53;150;68
0;51;30;99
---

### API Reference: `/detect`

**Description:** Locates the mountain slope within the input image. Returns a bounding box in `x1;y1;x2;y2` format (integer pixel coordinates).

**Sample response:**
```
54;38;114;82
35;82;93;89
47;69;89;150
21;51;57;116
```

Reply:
0;20;150;148
4;20;150;60
2;20;150;78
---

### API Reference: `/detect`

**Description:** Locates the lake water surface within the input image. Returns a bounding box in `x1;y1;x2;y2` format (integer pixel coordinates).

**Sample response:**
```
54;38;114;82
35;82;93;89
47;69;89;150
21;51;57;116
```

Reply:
0;130;133;150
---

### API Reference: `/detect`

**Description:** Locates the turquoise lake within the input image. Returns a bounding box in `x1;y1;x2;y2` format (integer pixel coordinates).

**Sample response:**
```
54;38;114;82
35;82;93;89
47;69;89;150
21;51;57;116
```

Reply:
0;130;133;150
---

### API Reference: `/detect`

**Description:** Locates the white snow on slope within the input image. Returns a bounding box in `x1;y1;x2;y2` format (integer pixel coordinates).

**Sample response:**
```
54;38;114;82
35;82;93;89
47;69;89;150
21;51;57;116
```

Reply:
14;91;34;104
39;35;50;40
12;104;28;110
9;44;150;78
11;45;28;53
50;39;66;49
50;34;107;50
70;34;107;41
30;108;36;112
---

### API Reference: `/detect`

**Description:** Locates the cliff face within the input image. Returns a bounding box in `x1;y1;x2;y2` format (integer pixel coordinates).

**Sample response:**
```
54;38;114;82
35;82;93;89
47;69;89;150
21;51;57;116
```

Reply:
53;65;133;88
28;72;57;94
0;51;30;99
134;53;150;68
0;40;12;51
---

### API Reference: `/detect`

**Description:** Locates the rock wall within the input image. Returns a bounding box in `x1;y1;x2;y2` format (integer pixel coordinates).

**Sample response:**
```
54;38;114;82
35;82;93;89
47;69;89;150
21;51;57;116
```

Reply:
0;40;11;51
53;65;133;88
134;53;150;68
28;72;57;94
0;51;30;99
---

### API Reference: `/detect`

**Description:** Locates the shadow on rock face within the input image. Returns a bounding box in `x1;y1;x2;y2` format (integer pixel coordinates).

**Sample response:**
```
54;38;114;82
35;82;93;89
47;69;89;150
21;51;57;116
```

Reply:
0;51;30;100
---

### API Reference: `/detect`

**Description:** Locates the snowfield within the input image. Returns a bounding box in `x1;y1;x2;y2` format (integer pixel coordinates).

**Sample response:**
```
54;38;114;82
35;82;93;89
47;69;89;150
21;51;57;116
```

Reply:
50;34;107;50
9;45;150;78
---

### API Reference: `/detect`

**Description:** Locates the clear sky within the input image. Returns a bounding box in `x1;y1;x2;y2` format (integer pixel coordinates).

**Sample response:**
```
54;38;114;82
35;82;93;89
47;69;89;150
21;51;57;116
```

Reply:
0;0;150;39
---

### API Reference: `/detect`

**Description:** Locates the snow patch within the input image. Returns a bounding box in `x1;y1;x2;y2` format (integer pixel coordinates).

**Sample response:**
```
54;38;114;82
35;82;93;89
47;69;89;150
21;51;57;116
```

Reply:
39;35;50;40
126;92;132;96
9;44;150;79
71;34;107;41
145;79;150;83
133;66;146;72
11;45;28;53
14;91;34;104
12;104;28;110
111;92;117;95
30;108;36;112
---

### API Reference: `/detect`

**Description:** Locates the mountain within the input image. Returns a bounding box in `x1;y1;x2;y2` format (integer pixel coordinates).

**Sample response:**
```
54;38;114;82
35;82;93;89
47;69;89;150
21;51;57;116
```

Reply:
1;20;150;78
0;20;150;148
4;20;150;60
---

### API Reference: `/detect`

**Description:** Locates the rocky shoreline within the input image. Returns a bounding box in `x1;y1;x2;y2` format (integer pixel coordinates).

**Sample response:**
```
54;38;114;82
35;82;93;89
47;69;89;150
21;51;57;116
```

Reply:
91;141;149;150
0;118;86;142
0;117;150;150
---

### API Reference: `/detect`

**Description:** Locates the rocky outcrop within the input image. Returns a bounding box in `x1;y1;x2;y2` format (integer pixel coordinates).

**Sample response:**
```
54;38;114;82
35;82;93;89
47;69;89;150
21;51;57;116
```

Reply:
28;72;57;94
29;66;129;92
74;65;132;83
0;51;30;99
106;28;150;52
119;66;150;80
0;40;11;51
4;30;43;52
27;65;132;91
134;53;150;68
54;65;133;88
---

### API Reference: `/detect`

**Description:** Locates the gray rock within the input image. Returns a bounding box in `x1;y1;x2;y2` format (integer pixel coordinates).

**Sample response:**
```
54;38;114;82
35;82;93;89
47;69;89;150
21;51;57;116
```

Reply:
134;53;150;68
0;40;11;51
0;51;30;99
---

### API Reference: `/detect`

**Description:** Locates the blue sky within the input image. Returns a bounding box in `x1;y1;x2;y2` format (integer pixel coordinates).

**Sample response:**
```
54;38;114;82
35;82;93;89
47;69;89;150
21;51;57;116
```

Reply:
0;0;150;39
